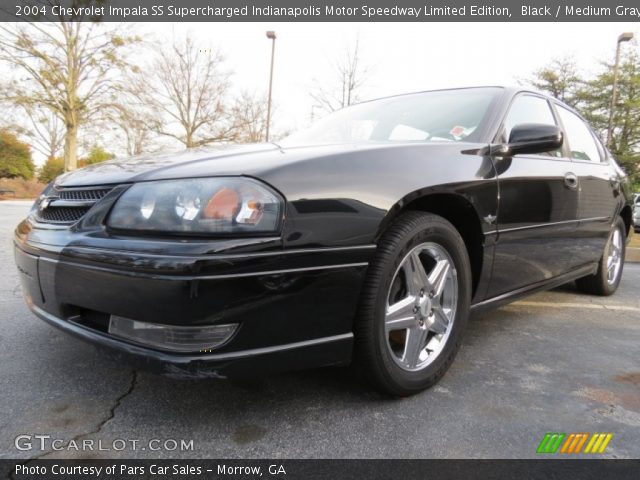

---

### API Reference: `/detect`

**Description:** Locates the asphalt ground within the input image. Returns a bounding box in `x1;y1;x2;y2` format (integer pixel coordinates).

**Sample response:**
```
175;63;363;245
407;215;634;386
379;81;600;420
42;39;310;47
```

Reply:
1;201;639;460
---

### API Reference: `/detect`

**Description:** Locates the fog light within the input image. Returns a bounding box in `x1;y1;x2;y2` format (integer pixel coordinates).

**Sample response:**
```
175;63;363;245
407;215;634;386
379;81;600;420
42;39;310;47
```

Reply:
108;316;238;353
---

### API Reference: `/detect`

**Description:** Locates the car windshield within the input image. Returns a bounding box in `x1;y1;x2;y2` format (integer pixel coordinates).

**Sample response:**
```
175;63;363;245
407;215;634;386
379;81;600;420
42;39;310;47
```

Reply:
281;87;502;147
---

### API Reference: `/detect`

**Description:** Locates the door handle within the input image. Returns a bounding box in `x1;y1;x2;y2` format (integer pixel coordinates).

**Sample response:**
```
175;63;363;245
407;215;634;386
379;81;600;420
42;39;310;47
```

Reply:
564;172;579;190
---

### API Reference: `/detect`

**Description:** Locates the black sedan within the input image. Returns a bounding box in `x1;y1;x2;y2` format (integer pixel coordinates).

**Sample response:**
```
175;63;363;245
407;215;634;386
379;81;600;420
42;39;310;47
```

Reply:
14;86;633;395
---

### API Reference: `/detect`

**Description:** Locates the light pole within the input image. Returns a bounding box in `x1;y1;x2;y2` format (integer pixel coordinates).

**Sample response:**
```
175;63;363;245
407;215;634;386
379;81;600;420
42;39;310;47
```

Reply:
607;32;634;148
265;31;276;142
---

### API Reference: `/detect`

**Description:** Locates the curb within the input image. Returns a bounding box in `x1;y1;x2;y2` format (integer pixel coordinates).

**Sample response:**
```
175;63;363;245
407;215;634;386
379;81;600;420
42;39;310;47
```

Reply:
627;247;640;263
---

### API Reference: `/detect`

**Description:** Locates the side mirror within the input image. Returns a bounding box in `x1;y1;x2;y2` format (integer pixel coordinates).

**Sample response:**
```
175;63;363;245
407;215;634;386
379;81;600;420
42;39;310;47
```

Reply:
494;123;563;156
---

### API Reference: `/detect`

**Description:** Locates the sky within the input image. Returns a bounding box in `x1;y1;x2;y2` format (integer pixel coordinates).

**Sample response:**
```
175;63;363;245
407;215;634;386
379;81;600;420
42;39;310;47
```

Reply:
14;21;640;165
148;22;639;136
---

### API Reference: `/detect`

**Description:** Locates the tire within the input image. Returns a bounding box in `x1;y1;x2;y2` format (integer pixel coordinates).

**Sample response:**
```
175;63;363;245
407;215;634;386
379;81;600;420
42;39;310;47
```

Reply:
576;217;626;296
354;211;471;396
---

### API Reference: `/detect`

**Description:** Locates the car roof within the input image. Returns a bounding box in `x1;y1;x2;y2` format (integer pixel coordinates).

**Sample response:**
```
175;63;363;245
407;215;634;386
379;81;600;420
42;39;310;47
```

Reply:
358;85;574;112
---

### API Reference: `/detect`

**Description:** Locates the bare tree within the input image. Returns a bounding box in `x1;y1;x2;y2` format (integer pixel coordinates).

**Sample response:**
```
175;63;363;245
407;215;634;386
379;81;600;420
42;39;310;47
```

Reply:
1;103;64;160
0;18;139;171
103;96;156;157
130;35;234;149
230;91;269;143
116;108;154;156
22;106;65;160
310;36;371;114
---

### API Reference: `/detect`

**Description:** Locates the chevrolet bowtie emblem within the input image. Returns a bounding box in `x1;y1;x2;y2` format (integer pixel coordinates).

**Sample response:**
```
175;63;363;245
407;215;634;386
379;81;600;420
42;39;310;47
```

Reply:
39;196;58;210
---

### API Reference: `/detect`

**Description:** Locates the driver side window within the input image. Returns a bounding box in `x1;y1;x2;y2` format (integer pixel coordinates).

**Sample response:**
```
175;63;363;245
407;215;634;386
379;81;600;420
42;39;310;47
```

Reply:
502;95;562;157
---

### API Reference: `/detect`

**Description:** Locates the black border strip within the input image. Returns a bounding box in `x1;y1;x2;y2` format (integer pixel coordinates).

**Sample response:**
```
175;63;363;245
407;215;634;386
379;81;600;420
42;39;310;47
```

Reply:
3;0;640;22
3;459;640;480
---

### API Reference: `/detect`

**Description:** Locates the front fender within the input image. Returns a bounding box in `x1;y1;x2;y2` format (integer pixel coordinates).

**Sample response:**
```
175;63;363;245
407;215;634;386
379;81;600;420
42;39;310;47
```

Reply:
256;144;498;249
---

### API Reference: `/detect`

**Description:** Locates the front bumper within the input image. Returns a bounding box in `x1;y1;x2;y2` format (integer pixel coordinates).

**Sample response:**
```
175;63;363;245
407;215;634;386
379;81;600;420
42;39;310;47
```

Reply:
29;302;354;378
14;225;372;378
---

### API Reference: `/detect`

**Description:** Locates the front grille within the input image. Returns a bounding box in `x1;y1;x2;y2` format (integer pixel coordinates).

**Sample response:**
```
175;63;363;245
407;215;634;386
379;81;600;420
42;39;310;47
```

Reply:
37;206;91;223
59;188;112;201
35;186;114;225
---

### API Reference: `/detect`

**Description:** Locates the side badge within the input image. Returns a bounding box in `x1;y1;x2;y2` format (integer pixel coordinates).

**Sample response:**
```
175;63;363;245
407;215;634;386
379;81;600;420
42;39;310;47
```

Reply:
484;214;496;225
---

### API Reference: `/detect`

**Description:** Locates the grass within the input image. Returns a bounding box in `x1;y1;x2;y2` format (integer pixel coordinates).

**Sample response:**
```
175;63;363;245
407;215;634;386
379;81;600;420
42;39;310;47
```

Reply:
0;178;45;200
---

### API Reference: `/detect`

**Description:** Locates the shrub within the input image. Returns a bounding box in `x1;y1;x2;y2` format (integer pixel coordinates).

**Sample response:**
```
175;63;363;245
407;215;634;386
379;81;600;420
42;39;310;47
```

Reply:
0;130;35;180
38;157;65;184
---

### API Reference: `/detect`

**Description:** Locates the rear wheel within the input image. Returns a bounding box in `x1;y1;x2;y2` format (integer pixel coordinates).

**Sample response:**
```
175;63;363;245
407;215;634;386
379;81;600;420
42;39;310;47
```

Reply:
576;217;626;296
354;212;471;396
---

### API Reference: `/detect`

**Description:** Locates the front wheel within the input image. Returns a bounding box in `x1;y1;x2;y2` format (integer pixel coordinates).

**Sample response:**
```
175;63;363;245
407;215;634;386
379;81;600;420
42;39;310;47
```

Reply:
576;217;626;296
354;212;471;396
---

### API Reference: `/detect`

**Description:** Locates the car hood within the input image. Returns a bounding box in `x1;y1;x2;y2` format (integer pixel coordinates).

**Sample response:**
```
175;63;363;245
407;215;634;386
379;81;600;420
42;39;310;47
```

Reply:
55;143;279;187
55;141;486;188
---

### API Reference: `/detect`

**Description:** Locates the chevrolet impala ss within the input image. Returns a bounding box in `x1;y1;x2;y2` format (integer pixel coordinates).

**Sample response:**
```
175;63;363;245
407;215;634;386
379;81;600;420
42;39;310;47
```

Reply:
14;87;633;395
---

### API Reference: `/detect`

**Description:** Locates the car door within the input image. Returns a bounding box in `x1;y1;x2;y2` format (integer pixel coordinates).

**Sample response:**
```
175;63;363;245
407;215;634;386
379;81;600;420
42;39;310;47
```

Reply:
486;93;580;298
554;104;619;266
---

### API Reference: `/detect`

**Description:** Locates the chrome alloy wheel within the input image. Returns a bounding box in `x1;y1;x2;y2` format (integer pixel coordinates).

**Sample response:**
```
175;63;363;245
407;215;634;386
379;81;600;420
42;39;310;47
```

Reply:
385;242;458;372
606;227;623;285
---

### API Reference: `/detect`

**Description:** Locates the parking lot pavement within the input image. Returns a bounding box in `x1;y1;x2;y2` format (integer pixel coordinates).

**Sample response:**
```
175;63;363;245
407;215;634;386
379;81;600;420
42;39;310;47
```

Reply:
1;200;639;460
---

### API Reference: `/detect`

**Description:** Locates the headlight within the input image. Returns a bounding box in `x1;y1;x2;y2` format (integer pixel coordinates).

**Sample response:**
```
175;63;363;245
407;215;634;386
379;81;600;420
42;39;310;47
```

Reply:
108;178;283;235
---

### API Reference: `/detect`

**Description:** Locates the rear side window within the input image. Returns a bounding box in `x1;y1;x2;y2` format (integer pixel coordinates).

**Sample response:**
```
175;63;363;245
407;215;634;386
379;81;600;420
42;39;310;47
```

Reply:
556;106;602;162
503;95;560;157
